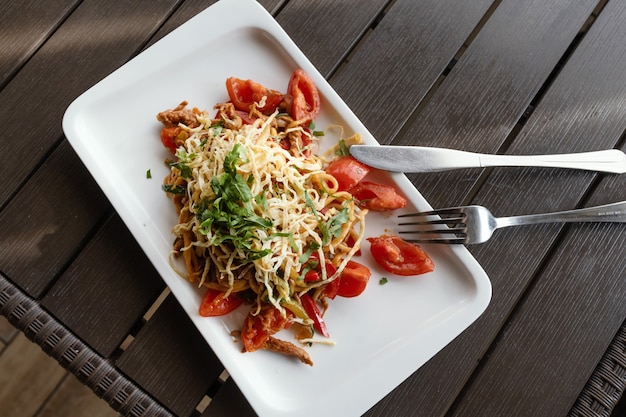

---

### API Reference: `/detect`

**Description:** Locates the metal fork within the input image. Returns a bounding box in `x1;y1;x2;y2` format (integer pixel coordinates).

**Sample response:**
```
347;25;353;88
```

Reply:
398;200;626;244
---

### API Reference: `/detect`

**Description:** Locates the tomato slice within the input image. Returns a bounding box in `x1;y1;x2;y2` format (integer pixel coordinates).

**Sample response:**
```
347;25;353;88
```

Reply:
300;294;330;337
367;236;434;276
325;156;371;191
160;126;181;153
348;181;407;211
287;69;320;123
198;289;244;317
337;260;371;297
225;77;283;114
302;252;337;282
241;307;293;352
322;276;340;299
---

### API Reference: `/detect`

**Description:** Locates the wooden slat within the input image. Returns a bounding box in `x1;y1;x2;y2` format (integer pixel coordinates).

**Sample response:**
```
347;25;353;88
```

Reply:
364;1;618;416
41;214;165;358
142;0;284;50
451;174;626;416
329;0;495;144
371;1;626;415
0;0;79;88
116;294;224;417
395;0;599;209
203;378;256;417
276;0;388;77
0;141;109;298
0;0;181;207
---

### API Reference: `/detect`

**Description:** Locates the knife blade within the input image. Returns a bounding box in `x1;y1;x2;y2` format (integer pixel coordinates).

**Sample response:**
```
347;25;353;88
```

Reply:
349;145;626;174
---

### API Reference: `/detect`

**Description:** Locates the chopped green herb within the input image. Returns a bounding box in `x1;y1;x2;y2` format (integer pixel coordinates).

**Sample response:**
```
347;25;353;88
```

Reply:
379;277;389;285
169;160;192;178
319;206;349;246
146;169;152;179
304;190;319;220
196;145;273;262
299;242;320;263
313;130;325;137
267;232;299;252
162;184;185;195
335;139;350;157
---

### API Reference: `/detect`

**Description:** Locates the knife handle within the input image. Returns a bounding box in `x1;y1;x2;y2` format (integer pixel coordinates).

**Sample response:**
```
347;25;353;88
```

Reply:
479;149;626;173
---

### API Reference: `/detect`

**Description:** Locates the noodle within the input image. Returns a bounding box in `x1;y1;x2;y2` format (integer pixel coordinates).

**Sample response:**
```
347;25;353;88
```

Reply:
162;102;366;322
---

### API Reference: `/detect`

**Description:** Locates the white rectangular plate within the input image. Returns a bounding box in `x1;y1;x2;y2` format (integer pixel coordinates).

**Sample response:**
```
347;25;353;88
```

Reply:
63;1;491;416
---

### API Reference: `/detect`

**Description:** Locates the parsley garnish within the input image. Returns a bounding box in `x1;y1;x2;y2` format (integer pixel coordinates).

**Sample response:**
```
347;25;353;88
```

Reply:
162;184;185;195
146;169;152;179
319;206;349;246
170;149;194;178
196;144;273;262
335;139;350;157
379;277;389;285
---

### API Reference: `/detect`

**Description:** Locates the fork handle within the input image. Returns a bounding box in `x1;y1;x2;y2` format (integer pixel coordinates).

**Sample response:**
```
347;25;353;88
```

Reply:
498;201;626;227
479;149;626;174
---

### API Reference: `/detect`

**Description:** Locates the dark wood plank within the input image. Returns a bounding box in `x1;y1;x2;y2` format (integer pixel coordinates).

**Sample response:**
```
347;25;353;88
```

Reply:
144;0;285;49
0;0;181;208
203;378;256;417
276;0;388;77
41;214;165;357
116;294;224;417
329;0;495;144
388;1;626;416
395;0;599;209
450;170;626;416
0;141;110;298
364;1;621;416
0;0;79;88
452;6;626;398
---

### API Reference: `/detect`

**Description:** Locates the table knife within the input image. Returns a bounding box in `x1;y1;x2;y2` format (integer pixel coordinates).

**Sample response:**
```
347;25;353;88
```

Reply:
349;145;626;174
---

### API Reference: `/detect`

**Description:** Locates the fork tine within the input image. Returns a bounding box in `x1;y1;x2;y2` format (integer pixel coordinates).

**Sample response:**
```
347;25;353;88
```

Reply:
398;207;465;218
398;207;468;244
403;236;467;244
398;217;465;226
398;227;466;235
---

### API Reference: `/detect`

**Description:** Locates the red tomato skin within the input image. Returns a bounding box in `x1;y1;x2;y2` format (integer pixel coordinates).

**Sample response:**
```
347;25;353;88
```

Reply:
160;126;180;153
303;252;337;282
367;236;434;276
300;294;330;337
349;181;407;211
337;261;371;297
287;69;321;123
323;277;340;299
326;156;372;191
199;289;244;317
225;77;283;114
241;307;292;352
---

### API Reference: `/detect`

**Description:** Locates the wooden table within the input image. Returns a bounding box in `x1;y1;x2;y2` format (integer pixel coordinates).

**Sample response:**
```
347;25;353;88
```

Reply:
2;0;626;416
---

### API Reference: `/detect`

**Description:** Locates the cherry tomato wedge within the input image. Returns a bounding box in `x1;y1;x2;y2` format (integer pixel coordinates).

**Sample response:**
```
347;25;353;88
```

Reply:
322;276;341;300
287;69;321;123
303;252;337;282
367;236;434;276
349;181;407;211
160;126;181;153
300;294;330;337
241;307;293;352
337;260;371;297
199;289;244;317
225;77;283;114
325;156;371;191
